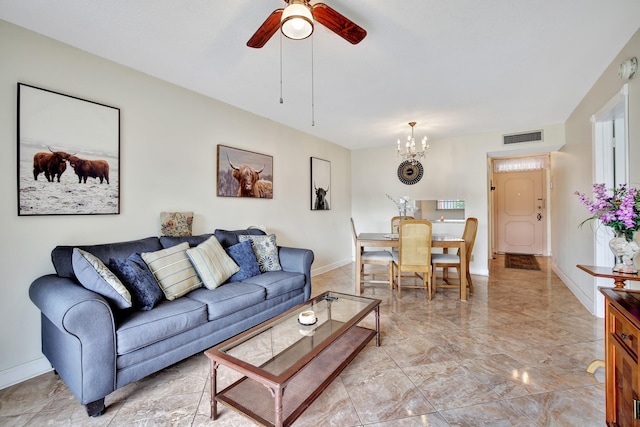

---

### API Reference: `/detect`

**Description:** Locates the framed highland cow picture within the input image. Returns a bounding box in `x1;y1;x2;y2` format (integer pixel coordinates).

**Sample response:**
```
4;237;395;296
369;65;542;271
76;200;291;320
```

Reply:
217;145;273;199
17;83;120;216
310;157;330;210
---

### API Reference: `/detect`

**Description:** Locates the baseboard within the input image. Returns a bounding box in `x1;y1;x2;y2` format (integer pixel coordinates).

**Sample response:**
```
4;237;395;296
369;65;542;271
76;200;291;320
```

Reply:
311;258;351;276
0;357;52;390
551;262;597;317
470;267;489;276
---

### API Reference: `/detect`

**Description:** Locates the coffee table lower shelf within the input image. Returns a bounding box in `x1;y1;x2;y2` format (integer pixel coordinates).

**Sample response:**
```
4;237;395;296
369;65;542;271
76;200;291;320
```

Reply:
213;325;375;427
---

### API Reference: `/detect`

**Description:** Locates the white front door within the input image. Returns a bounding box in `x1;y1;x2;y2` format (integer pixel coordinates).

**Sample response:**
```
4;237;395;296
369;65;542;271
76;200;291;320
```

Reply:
495;169;546;255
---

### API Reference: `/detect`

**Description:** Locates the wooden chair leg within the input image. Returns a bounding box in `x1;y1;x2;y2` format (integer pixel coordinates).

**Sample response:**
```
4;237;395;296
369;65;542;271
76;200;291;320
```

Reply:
467;271;473;294
397;271;402;299
388;261;394;290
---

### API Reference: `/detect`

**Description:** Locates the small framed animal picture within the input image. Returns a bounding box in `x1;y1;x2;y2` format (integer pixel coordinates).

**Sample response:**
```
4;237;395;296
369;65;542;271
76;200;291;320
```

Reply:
310;157;330;210
217;145;273;199
17;83;120;216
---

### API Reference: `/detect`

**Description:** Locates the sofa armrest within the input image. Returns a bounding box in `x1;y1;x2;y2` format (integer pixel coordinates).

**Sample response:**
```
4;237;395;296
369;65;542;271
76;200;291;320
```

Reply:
278;247;314;300
29;274;117;406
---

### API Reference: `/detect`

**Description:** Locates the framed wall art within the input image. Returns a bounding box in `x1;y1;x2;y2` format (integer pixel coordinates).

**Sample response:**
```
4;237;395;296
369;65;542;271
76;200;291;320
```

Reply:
310;157;330;210
217;145;273;198
17;83;120;216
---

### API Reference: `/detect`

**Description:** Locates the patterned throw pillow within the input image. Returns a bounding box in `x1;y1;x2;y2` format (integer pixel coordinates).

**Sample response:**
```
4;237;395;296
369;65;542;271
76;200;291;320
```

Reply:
141;242;202;300
109;253;164;310
225;240;261;282
186;236;239;290
72;248;132;309
238;234;282;272
160;212;194;237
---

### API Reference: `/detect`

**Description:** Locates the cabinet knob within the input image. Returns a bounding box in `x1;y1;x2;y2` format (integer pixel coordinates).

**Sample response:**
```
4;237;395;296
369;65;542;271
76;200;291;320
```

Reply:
622;333;629;340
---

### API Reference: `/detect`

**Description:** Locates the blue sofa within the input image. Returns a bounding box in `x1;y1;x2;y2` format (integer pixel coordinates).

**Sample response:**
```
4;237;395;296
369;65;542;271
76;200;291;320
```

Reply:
29;228;314;417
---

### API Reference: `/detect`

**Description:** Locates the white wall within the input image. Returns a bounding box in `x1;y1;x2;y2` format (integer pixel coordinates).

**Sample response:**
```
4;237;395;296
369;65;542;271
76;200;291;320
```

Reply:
552;28;640;316
0;20;352;387
351;125;566;276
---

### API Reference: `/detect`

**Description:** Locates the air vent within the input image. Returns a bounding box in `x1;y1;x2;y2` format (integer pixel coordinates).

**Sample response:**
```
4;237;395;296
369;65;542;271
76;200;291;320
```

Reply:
503;130;543;145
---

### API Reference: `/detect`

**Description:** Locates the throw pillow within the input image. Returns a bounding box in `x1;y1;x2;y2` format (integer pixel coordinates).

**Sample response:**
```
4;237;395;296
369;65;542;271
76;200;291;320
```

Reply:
225;240;261;283
186;236;240;290
72;248;132;309
214;228;266;248
141;242;202;300
109;253;164;310
238;234;282;272
160;211;193;237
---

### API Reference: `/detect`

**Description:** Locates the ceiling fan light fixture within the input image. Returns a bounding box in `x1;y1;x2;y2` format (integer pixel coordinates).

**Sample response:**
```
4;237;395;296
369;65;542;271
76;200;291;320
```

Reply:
281;1;313;40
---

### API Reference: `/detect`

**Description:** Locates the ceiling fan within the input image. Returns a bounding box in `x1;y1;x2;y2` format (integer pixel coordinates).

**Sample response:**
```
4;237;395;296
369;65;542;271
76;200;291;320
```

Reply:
247;0;367;48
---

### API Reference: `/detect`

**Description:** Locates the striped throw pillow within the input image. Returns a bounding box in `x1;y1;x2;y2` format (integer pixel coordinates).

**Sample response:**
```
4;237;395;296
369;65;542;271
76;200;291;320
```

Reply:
141;242;202;300
186;236;239;290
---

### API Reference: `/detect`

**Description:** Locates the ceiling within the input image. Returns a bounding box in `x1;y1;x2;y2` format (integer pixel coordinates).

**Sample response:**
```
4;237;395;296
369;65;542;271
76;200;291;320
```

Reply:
1;1;639;150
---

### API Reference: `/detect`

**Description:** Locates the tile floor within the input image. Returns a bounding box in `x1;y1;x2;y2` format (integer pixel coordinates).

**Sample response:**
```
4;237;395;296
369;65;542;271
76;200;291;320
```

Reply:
0;255;605;426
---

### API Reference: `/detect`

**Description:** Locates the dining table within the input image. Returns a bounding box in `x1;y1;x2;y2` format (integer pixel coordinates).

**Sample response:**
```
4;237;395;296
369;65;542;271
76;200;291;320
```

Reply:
355;232;468;300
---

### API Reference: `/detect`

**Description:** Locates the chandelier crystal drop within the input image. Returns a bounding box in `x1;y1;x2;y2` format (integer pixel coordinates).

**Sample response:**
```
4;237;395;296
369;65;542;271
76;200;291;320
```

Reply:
397;121;429;164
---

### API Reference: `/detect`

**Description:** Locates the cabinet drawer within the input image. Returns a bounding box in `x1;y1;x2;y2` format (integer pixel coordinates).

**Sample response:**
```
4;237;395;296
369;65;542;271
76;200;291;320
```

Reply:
611;305;639;357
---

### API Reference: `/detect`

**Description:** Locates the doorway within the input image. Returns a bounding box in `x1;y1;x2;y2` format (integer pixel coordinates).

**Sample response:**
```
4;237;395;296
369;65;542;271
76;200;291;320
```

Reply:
492;156;549;255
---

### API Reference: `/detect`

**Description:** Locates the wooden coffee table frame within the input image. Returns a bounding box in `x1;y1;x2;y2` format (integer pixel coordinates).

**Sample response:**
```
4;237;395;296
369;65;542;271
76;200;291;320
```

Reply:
204;292;381;427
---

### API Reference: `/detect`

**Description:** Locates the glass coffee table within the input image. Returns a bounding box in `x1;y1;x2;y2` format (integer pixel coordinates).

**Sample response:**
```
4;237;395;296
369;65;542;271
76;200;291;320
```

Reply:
204;291;381;427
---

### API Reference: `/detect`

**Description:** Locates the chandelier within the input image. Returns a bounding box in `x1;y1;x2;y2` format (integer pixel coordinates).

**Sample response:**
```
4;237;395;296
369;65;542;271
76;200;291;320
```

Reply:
397;121;429;164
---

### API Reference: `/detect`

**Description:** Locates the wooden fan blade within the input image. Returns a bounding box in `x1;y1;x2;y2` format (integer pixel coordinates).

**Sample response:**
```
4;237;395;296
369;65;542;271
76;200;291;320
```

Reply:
312;3;366;44
247;9;284;48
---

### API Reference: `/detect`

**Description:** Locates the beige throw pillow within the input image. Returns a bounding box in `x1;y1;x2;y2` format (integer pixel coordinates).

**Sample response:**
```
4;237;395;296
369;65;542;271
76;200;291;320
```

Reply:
186;236;239;290
141;242;202;300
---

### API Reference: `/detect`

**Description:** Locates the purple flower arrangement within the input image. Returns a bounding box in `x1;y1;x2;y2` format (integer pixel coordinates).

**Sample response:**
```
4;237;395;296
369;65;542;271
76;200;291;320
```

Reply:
575;183;640;241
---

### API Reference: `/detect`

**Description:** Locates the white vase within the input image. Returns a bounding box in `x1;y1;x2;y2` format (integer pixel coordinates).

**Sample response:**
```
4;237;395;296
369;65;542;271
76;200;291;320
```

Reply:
609;231;640;274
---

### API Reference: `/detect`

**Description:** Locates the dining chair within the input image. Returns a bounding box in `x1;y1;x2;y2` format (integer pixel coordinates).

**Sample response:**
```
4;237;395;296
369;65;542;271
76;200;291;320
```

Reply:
431;217;478;297
391;215;415;234
392;219;433;299
350;218;394;290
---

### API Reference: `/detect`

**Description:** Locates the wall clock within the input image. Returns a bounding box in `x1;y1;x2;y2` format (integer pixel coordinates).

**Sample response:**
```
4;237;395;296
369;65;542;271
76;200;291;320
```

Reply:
397;161;423;185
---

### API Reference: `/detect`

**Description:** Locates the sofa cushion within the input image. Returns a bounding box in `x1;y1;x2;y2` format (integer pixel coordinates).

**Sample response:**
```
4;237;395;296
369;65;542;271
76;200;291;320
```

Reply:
115;297;207;355
186;236;239;290
159;233;213;249
239;234;282;272
109;253;164;311
72;248;133;309
185;283;266;321
141;242;202;300
225;240;261;283
214;228;266;248
52;236;163;279
242;271;306;300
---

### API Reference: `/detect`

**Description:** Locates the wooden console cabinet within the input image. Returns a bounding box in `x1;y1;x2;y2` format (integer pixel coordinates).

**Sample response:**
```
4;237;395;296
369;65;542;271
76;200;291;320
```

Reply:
602;287;640;426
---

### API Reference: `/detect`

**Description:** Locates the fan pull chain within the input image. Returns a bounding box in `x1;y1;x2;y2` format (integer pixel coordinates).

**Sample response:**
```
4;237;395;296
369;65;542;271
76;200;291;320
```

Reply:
311;33;315;126
279;31;284;104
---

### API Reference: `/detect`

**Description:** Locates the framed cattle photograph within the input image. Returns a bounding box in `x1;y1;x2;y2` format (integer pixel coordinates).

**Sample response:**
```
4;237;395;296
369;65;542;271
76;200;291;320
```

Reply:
217;145;273;199
310;157;330;210
17;83;120;216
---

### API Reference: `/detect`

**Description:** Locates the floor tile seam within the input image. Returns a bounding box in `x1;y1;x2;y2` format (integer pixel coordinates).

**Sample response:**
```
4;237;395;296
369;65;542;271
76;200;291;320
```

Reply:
337;376;365;427
498;395;544;426
0;412;38;426
453;354;563;396
562;384;607;415
333;374;388;427
499;388;607;425
436;402;541;427
399;369;443;417
189;374;209;426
